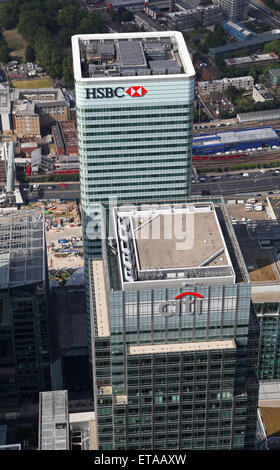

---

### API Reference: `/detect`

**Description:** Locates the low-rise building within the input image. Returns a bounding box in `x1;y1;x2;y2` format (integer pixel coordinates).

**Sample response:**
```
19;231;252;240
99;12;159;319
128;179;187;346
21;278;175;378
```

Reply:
221;19;255;41
12;88;69;128
237;108;280;124
59;121;78;155
167;4;222;30
252;84;274;103
225;53;279;69
269;68;280;87
12;101;41;138
0;84;11;132
197;75;254;95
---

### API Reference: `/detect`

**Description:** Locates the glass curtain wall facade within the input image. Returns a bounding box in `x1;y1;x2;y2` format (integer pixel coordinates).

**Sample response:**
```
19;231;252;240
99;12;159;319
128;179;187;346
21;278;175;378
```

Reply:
75;80;194;263
72;32;195;361
93;284;258;450
90;199;259;450
254;302;280;380
0;284;51;418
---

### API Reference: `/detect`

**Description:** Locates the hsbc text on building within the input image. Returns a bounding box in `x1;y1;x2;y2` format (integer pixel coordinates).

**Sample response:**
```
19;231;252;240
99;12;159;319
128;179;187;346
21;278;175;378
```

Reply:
85;86;147;99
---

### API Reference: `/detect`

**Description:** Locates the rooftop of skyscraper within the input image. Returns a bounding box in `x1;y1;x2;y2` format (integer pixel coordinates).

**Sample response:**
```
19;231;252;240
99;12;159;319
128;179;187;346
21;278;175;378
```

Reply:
104;199;250;291
72;32;195;80
0;208;45;288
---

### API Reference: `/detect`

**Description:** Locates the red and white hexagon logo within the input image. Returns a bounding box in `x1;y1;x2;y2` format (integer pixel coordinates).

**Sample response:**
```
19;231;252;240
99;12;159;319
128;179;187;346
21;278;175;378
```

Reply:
126;86;147;97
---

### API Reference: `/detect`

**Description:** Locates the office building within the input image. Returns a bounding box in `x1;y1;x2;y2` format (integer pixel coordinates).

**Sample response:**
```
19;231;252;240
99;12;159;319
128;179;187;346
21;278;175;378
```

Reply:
218;0;249;22
72;31;194;250
72;32;195;358
90;199;259;450
233;216;280;381
0;209;51;419
72;32;195;210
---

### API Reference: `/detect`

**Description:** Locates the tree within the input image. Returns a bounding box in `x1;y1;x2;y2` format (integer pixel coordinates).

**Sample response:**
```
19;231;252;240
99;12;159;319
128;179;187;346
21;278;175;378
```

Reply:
0;44;9;63
57;5;86;30
0;2;19;29
62;55;74;89
75;13;105;35
117;7;133;22
58;28;72;47
264;40;280;57
25;44;35;62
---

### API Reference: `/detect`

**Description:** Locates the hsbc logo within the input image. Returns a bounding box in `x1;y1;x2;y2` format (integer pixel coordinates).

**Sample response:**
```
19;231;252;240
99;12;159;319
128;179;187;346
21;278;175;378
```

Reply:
159;292;204;317
126;86;147;97
85;86;147;99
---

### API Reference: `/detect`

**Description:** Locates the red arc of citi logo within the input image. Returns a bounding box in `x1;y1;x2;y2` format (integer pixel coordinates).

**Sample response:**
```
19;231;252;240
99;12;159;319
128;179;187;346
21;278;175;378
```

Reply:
159;292;204;317
126;86;147;97
174;292;203;301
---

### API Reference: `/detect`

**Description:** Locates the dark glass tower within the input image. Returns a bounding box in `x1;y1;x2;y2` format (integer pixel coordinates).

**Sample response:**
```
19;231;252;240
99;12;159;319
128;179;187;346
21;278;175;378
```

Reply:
0;210;50;418
90;198;259;450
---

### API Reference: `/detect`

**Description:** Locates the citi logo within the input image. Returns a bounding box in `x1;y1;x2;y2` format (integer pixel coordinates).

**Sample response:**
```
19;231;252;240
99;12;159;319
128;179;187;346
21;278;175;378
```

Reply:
85;86;147;99
159;292;204;317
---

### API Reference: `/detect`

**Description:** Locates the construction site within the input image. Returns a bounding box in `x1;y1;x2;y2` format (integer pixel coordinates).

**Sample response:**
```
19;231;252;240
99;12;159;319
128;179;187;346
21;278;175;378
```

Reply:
22;199;83;276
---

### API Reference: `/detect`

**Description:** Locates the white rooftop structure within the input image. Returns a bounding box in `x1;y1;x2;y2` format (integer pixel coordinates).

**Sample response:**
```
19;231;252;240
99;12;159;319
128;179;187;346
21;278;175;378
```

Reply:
38;390;69;450
112;202;238;290
72;31;195;82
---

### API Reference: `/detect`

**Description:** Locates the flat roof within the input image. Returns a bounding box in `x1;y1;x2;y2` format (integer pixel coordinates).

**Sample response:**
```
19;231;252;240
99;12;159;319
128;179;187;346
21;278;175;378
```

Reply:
114;203;237;288
259;381;280;402
270;68;280;77
209;30;280;56
0;209;45;288
233;223;279;283
52;123;64;149
72;32;195;82
267;195;280;219
39;390;69;450
128;339;236;355
193;127;278;147
237;108;280;121
91;259;110;337
225;53;278;66
136;211;226;270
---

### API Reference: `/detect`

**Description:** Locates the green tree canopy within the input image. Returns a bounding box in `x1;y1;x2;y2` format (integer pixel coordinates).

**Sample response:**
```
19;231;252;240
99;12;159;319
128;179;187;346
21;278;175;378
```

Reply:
0;1;19;29
0;44;9;63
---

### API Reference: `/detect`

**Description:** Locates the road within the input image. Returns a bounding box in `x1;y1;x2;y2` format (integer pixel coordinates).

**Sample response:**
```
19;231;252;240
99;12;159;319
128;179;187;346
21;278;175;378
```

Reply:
191;171;280;196
18;183;80;202
12;172;280;203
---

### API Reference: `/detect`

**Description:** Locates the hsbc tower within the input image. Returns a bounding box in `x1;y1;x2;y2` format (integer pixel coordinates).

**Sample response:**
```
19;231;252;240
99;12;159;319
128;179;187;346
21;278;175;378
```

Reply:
72;32;195;258
71;32;195;393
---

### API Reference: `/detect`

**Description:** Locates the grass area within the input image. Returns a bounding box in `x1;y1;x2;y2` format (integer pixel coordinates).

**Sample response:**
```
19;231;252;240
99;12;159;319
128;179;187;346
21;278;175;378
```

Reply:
11;78;54;89
249;258;277;282
3;28;27;59
260;407;280;437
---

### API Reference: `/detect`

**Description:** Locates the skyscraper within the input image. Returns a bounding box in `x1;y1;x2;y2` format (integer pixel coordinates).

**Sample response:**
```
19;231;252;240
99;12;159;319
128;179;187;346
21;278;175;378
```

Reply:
72;32;195;357
90;198;259;450
219;0;249;21
0;209;50;418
